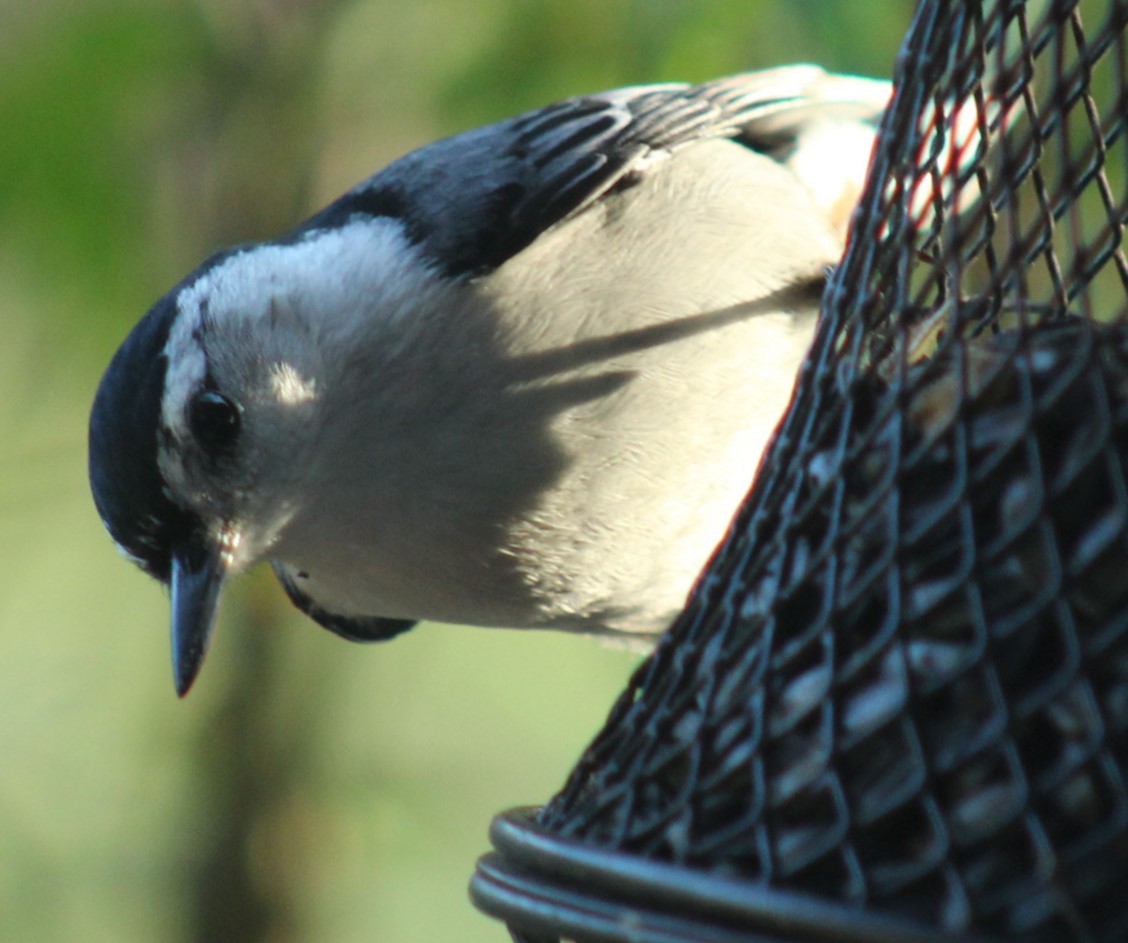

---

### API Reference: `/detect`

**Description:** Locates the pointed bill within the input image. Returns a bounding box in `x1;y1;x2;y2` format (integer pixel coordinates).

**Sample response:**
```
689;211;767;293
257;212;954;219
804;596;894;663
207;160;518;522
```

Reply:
170;542;226;697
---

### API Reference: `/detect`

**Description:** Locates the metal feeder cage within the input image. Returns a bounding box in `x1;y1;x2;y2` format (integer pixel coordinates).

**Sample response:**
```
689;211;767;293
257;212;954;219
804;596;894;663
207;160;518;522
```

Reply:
473;1;1128;940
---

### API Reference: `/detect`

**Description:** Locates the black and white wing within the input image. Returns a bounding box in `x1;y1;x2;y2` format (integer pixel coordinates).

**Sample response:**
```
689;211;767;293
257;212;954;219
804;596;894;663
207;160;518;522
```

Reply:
300;65;889;278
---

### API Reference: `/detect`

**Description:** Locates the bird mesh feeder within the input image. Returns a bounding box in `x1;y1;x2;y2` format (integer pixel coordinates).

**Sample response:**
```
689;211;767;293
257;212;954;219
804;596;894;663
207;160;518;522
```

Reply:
472;0;1128;941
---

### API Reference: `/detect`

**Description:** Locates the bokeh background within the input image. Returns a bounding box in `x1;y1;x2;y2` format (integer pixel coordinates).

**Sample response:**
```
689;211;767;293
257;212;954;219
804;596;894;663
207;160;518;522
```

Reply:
0;1;913;940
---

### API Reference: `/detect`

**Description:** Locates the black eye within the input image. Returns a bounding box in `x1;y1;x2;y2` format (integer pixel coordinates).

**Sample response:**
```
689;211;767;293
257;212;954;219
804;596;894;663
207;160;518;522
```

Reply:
188;390;242;454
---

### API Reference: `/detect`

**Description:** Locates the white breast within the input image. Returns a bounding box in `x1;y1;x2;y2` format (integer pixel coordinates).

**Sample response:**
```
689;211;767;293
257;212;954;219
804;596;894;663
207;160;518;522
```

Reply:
275;139;842;634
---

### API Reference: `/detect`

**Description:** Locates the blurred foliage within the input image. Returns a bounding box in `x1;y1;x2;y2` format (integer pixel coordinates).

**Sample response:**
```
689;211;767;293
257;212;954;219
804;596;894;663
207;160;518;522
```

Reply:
0;1;913;941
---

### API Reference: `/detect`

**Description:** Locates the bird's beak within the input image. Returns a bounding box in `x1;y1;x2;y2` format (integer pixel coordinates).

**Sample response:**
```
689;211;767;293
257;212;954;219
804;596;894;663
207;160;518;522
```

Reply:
170;541;227;698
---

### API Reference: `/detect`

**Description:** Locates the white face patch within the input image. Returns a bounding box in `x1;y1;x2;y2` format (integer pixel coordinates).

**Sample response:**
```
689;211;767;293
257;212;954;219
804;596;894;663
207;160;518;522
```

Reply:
161;290;208;435
158;218;428;435
151;215;458;570
269;362;317;405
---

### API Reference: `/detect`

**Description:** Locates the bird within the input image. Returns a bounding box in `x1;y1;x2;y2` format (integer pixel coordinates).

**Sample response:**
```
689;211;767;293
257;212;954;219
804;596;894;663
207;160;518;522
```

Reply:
88;65;891;696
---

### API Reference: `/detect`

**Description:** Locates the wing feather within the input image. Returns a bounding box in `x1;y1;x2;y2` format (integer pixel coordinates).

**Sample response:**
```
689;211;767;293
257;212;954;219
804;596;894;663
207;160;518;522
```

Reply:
299;65;890;277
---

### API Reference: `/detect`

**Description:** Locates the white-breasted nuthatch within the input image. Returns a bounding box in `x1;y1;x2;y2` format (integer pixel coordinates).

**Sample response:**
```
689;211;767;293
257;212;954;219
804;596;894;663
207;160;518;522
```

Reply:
88;66;890;695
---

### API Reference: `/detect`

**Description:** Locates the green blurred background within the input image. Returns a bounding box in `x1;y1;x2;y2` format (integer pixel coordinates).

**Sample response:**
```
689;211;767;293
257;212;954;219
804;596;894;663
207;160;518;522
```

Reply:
0;1;912;940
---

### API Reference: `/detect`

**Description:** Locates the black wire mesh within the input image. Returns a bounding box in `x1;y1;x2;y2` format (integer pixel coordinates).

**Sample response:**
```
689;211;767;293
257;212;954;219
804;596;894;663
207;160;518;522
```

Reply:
525;1;1128;941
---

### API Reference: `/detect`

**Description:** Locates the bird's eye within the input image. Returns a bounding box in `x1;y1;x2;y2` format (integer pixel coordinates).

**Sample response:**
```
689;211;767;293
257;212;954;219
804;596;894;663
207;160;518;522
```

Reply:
188;390;242;454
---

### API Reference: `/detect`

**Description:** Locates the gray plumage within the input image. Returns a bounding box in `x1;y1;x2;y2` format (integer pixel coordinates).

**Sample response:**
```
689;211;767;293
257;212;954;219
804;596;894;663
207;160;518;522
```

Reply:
88;65;890;693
